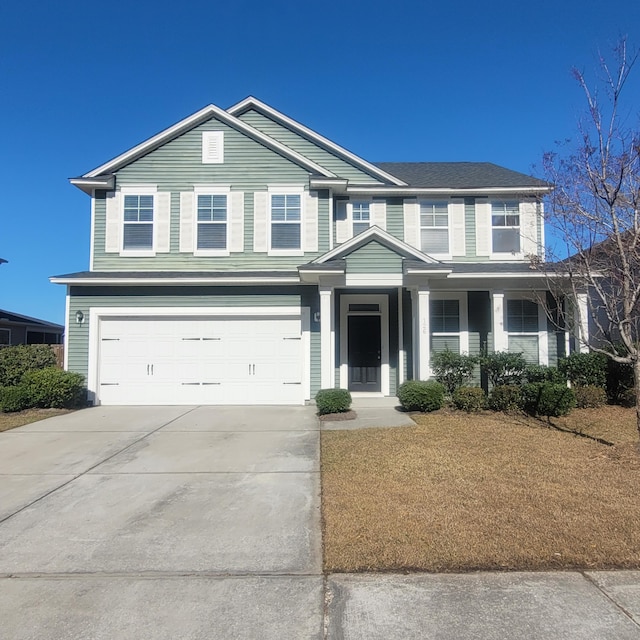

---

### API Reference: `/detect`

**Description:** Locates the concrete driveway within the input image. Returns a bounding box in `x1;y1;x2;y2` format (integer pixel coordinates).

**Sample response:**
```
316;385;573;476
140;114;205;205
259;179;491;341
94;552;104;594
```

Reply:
0;406;323;639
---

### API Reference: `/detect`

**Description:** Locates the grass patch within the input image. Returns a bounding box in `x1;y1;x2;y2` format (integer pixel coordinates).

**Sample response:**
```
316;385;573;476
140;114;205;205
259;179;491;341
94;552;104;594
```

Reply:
321;407;640;573
0;408;71;433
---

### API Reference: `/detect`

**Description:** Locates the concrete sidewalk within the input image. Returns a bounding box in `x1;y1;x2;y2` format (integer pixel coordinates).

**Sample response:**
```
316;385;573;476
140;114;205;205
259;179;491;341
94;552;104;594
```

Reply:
321;396;416;430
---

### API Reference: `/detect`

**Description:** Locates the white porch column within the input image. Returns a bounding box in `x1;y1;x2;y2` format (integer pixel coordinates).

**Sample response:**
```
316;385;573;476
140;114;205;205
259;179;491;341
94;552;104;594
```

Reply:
417;287;430;380
398;287;405;385
319;286;333;389
492;291;508;352
575;292;590;353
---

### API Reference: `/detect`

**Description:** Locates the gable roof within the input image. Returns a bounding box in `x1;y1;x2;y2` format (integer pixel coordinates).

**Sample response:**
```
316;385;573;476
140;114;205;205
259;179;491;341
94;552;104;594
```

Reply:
227;97;408;187
374;162;550;190
311;226;440;265
74;104;337;186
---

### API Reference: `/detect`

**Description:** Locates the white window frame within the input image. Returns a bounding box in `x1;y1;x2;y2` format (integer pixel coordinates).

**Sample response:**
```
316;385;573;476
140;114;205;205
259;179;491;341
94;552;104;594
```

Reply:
202;131;224;164
491;200;523;259
504;295;548;365
349;199;372;237
193;185;231;256
419;200;452;259
121;185;157;257
429;293;469;356
0;328;10;345
267;185;304;256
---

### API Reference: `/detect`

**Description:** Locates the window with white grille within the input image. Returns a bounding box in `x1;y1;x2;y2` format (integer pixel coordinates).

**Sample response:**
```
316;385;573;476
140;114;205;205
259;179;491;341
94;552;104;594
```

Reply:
420;201;449;254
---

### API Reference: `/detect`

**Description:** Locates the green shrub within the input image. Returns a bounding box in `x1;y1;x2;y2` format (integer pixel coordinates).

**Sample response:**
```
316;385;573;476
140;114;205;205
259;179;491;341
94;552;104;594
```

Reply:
522;382;576;417
524;365;566;384
315;388;352;415
482;351;527;387
431;349;477;395
21;368;86;409
488;385;523;412
606;357;634;405
559;352;607;387
452;386;486;412
0;385;32;413
574;385;607;408
397;380;445;412
0;345;57;387
619;388;637;408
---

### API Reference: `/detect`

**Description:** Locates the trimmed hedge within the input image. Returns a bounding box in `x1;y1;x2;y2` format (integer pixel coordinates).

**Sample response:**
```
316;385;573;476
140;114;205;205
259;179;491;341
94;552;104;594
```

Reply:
522;382;576;417
482;351;527;387
574;385;608;408
315;388;352;415
21;368;86;409
0;386;32;413
431;349;477;395
397;380;445;412
0;345;57;387
452;386;486;412
559;352;607;387
488;385;523;413
524;365;566;385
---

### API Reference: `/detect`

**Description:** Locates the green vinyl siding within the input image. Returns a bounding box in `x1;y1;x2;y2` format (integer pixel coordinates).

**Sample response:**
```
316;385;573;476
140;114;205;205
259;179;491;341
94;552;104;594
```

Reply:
237;109;384;184
385;198;404;240
344;241;403;274
93;116;333;271
67;286;319;392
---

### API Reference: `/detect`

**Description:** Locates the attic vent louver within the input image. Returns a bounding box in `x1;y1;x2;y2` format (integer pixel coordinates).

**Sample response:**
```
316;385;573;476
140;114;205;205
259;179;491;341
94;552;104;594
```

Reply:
202;131;224;164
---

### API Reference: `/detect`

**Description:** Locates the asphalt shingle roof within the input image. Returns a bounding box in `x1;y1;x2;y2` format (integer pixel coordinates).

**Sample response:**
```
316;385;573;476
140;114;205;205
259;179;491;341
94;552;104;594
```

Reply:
374;162;549;189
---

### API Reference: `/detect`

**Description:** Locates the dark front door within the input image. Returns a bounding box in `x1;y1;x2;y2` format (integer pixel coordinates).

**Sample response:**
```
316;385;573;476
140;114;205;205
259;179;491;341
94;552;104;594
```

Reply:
348;315;381;392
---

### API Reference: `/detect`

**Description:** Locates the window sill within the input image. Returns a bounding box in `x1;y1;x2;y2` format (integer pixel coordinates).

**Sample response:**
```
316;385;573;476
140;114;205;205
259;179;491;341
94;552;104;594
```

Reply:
120;250;156;257
194;250;230;257
490;252;524;261
267;249;304;257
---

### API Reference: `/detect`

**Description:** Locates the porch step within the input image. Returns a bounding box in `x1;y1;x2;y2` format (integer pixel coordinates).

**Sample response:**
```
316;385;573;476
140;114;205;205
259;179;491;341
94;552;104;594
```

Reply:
349;396;401;408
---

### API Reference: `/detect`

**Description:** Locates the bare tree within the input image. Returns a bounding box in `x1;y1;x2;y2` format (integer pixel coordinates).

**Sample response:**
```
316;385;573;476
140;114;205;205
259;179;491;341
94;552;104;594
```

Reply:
542;38;640;437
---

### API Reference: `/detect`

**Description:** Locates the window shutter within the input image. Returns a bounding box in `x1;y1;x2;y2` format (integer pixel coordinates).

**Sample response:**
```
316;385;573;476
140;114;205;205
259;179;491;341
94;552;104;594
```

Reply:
335;200;349;244
451;199;466;256
179;192;195;252
155;192;171;253
253;192;268;252
230;191;245;253
475;201;491;256
520;201;538;256
371;200;387;230
403;199;420;249
303;191;318;252
105;191;121;253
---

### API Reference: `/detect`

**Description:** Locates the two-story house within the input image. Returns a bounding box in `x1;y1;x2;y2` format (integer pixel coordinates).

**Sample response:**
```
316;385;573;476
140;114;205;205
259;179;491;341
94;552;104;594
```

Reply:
52;97;569;406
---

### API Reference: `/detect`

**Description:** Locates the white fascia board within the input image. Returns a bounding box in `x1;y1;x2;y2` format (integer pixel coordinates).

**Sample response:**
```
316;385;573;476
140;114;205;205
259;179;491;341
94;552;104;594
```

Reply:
312;225;439;265
447;272;550;279
50;275;301;286
346;186;552;196
227;96;407;187
83;104;336;179
404;269;453;276
69;176;115;195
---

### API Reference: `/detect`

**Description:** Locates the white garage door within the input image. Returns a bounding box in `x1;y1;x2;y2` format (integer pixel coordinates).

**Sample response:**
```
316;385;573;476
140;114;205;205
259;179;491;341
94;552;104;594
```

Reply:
96;315;304;405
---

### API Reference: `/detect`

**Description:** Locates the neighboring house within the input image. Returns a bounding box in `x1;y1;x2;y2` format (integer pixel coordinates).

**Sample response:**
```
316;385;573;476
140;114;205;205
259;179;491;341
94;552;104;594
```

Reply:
52;97;570;406
0;309;63;346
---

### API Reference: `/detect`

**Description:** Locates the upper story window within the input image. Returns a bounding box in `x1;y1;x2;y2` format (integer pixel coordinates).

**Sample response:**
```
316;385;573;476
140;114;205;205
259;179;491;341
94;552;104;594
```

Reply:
123;194;154;251
202;131;224;164
197;194;227;250
492;201;520;254
420;201;449;254
271;193;301;250
351;201;370;235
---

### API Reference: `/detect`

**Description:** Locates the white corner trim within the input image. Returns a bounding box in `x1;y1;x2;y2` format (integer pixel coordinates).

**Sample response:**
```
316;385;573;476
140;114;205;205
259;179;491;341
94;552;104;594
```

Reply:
63;292;70;370
89;190;96;271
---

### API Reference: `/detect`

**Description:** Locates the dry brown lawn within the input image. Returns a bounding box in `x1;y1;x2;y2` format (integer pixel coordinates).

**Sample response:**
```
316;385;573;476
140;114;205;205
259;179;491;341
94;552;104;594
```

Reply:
0;408;71;433
321;407;640;573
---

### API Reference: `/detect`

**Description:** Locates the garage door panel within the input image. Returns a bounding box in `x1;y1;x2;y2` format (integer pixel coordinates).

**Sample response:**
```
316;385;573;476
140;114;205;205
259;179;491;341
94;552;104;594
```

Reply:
96;314;304;405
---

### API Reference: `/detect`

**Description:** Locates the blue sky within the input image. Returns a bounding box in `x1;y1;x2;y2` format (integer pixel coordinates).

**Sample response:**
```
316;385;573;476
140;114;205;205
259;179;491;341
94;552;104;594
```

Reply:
2;0;639;325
